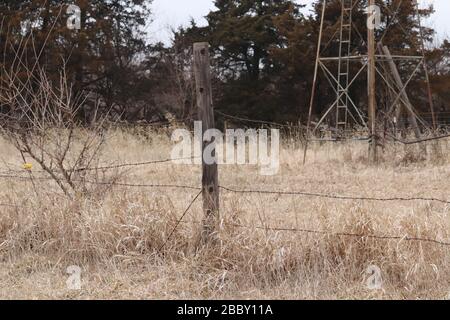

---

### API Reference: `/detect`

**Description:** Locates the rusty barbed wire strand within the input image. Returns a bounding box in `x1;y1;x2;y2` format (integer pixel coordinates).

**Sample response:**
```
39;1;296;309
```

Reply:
218;186;450;205
384;132;450;145
157;190;202;252
215;110;450;144
71;156;201;172
0;174;203;191
0;172;449;204
228;223;450;247
0;156;200;174
0;153;449;248
168;219;450;247
215;110;305;129
2;199;448;247
1;191;449;248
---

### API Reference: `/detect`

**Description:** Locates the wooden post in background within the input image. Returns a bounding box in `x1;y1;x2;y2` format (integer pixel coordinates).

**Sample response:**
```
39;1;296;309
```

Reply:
367;0;378;163
193;42;219;244
381;45;426;155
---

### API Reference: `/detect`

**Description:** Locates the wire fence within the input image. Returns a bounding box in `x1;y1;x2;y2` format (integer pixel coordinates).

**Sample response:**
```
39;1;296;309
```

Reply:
165;218;450;248
384;132;450;145
0;157;449;249
215;110;305;130
1;170;449;205
0;156;200;174
215;111;450;146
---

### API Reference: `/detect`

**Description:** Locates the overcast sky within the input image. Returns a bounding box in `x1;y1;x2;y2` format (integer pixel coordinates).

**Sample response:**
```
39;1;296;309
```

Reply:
148;0;450;45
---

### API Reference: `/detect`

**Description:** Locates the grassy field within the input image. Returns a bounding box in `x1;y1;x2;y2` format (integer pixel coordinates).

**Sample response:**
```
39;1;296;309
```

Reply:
0;128;449;300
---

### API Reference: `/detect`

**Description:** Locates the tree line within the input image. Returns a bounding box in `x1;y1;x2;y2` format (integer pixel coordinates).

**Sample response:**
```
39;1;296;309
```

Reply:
1;0;449;126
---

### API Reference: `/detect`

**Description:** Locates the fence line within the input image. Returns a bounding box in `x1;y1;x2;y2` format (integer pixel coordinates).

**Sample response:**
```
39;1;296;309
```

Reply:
0;172;449;205
2;196;448;248
215;110;450;145
218;186;450;205
169;219;450;247
0;174;203;191
384;132;450;145
216;110;450;129
2;199;448;248
1;185;449;249
231;224;450;247
215;110;305;129
70;156;200;172
0;156;199;174
0;145;449;249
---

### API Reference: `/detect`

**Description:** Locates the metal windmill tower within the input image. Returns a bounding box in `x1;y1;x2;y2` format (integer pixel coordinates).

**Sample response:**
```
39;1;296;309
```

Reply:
303;0;436;163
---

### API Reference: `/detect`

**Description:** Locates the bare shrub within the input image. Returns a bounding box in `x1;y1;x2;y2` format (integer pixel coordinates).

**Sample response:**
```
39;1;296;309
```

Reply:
0;60;120;198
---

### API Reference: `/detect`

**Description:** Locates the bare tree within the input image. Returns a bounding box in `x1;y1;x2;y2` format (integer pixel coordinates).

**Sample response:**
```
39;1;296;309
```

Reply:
0;55;120;198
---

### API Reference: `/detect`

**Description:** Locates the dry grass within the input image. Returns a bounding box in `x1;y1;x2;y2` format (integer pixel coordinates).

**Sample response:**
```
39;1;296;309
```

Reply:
0;128;449;300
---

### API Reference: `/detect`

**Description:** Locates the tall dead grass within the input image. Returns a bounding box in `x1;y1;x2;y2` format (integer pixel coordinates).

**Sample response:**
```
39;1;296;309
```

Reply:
0;129;449;299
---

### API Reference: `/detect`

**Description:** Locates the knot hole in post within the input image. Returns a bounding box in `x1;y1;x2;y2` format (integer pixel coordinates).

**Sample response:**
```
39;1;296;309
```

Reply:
200;48;206;55
199;87;204;93
208;186;214;193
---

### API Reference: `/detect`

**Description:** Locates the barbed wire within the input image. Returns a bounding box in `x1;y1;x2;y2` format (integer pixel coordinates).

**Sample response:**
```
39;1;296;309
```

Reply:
0;174;203;192
0;156;200;174
1;153;449;248
218;186;450;205
215;110;450;139
72;156;200;172
158;190;203;252
215;110;305;129
1;172;449;205
2;198;447;247
168;219;450;247
228;223;450;247
1;188;449;248
1;132;447;177
3;198;447;248
384;132;450;145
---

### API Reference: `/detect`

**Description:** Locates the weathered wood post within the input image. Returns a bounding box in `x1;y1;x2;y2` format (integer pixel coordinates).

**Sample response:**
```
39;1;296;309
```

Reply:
367;0;378;163
193;42;219;244
381;44;427;156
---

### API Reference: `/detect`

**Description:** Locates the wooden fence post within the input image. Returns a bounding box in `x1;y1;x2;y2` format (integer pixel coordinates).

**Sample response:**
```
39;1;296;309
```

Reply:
193;42;219;244
367;0;378;163
381;44;427;156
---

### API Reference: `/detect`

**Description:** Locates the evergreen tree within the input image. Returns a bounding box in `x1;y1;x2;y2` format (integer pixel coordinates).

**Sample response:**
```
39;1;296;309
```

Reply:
177;0;306;122
0;0;152;120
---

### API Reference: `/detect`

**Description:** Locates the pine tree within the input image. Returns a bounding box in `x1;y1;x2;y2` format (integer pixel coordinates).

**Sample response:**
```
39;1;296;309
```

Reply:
175;0;306;122
0;0;152;120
